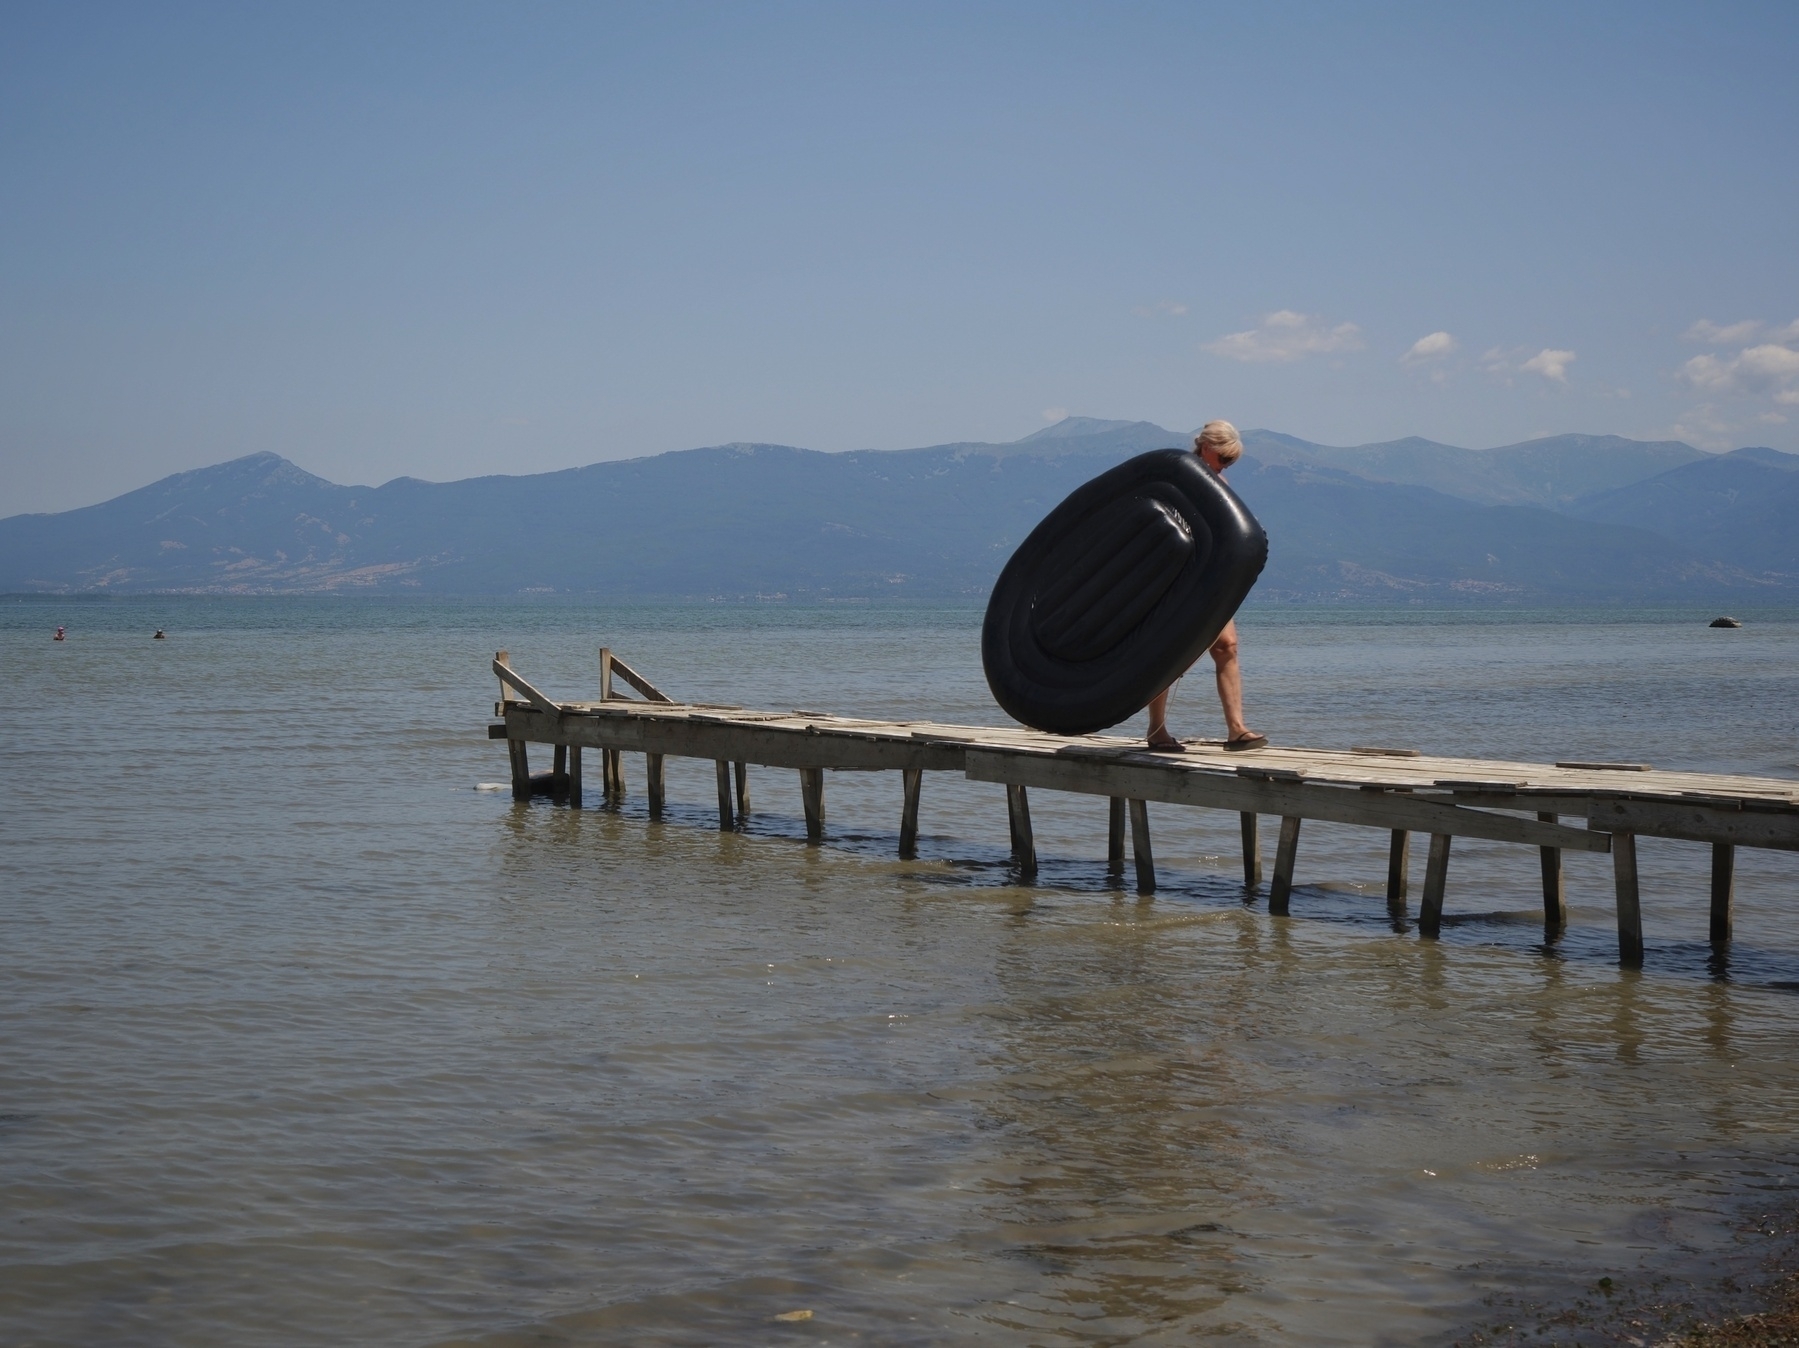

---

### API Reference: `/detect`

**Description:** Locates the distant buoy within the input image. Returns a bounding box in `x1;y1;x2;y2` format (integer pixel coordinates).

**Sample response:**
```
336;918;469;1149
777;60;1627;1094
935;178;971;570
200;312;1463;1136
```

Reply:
1709;616;1742;628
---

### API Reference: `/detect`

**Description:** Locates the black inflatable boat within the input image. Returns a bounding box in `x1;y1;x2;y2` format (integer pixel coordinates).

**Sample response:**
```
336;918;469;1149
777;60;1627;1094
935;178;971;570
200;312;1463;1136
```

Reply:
981;449;1267;735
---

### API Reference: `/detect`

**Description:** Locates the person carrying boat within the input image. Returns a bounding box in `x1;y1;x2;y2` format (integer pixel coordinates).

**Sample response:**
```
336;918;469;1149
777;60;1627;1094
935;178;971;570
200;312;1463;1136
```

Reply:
1144;420;1267;753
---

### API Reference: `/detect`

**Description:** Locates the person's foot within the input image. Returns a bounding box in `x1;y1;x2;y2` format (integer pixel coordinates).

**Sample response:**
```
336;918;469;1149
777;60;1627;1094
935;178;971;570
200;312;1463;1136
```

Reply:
1145;736;1186;753
1223;731;1268;751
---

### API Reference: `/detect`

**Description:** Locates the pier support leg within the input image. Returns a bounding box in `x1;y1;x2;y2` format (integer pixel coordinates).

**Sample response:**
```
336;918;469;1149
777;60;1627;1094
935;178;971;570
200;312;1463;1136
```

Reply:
1613;831;1643;967
734;762;750;819
1242;812;1263;891
800;768;824;844
1269;816;1301;916
1128;799;1155;896
1711;842;1735;944
508;739;531;801
604;748;624;801
899;769;922;860
715;760;735;830
568;745;583;809
1107;798;1126;876
645;753;665;816
1537;812;1566;934
1006;785;1038;882
553;744;569;799
1386;830;1410;913
1419;833;1452;937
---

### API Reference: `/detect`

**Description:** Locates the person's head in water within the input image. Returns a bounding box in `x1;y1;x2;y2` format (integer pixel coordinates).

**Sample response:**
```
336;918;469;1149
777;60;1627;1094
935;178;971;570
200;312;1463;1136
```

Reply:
1194;421;1242;473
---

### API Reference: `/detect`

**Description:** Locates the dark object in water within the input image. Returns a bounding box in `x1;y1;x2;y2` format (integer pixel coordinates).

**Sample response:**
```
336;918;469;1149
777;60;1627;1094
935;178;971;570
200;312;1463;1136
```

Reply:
982;448;1268;734
1710;616;1743;628
153;629;166;639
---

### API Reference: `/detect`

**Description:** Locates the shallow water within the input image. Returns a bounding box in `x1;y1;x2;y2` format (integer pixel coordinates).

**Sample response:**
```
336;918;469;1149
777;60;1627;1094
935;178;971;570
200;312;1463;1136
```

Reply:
3;597;1798;1345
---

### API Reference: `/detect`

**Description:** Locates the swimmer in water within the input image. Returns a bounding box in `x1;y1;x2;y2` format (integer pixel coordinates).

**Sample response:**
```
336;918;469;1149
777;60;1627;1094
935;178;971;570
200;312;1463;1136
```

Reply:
54;626;65;641
153;629;166;639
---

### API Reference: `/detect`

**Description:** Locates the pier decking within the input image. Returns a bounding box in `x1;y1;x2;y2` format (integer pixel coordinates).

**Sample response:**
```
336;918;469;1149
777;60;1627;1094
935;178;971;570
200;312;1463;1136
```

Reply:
489;651;1799;966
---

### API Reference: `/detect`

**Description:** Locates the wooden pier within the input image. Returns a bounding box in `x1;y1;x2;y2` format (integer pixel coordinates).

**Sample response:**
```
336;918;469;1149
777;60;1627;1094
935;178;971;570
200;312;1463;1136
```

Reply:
489;651;1799;967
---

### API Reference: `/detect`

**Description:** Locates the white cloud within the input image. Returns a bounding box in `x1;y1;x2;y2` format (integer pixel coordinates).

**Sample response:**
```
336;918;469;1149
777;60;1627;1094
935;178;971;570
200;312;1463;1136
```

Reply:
1686;318;1766;346
1204;310;1364;363
1680;343;1799;397
1041;406;1070;423
1521;348;1576;383
1132;299;1188;318
1400;331;1458;366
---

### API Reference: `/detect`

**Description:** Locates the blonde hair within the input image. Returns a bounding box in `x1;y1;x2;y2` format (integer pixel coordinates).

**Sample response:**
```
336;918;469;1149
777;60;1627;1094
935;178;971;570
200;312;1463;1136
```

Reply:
1195;420;1242;466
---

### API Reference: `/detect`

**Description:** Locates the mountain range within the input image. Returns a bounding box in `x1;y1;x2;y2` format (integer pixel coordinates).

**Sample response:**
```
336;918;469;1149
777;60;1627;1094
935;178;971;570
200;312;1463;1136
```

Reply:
2;418;1795;601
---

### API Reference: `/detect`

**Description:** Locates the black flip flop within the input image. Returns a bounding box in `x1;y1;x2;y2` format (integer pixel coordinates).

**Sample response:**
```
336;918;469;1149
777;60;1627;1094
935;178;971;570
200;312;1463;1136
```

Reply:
1223;733;1268;752
1145;739;1187;754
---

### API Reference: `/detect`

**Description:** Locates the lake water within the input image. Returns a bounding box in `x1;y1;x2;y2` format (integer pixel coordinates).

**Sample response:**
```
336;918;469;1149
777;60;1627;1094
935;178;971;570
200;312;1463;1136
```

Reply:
3;597;1798;1345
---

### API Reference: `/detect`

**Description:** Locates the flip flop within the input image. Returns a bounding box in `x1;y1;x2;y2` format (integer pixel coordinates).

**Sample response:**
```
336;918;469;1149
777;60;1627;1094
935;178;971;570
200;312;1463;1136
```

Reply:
1145;738;1187;754
1223;732;1268;752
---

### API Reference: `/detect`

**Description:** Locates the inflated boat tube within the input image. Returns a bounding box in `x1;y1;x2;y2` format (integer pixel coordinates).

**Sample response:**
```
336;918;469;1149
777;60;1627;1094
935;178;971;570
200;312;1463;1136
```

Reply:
982;449;1267;735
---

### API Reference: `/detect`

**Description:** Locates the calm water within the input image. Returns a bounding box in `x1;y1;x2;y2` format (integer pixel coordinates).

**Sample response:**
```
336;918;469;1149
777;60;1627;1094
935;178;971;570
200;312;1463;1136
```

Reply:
3;597;1799;1346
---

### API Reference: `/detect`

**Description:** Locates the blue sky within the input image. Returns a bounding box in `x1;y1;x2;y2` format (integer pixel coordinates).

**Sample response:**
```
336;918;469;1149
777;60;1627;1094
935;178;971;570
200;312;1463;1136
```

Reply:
3;2;1796;512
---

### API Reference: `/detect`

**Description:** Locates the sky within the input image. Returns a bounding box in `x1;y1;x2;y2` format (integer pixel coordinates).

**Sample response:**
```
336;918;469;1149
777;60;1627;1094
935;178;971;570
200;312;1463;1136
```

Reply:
3;2;1797;514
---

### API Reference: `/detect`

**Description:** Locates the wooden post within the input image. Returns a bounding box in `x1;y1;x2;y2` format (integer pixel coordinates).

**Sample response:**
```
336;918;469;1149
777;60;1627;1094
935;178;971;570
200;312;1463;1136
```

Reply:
1241;812;1263;890
604;748;624;800
1711;842;1735;944
553;743;569;799
899;768;922;859
734;761;750;817
800;768;824;843
714;760;735;830
507;737;531;801
567;745;582;808
1269;815;1301;916
1419;833;1452;937
1006;784;1037;881
1128;798;1155;895
1386;830;1410;911
495;650;513;713
1537;811;1566;932
1613;831;1643;967
1107;798;1126;874
598;647;614;701
645;753;666;815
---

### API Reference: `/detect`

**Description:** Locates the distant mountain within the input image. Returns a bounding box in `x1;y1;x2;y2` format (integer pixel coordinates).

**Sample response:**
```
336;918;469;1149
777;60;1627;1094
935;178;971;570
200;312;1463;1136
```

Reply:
0;420;1792;600
1568;446;1799;575
1243;431;1705;508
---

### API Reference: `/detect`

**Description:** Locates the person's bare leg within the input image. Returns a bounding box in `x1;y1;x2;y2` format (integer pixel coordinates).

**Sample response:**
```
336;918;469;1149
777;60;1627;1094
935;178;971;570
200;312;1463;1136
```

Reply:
1210;621;1258;743
1145;684;1178;748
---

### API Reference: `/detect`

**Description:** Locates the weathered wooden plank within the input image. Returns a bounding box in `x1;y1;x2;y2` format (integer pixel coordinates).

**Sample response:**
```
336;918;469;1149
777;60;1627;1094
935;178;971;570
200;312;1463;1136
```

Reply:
734;761;750;817
599;648;614;702
1711;842;1734;944
604;747;624;798
567;744;583;809
899;768;922;859
961;749;1612;853
1128;799;1154;895
1241;812;1263;890
1107;798;1126;874
492;658;561;717
646;752;666;814
1386;830;1409;910
1534;811;1565;932
715;760;735;830
508;737;531;802
610;653;673;703
1419;833;1452;937
506;707;966;773
1614;831;1643;966
800;767;824;843
1269;816;1301;916
1589;797;1799;852
1006;784;1038;881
